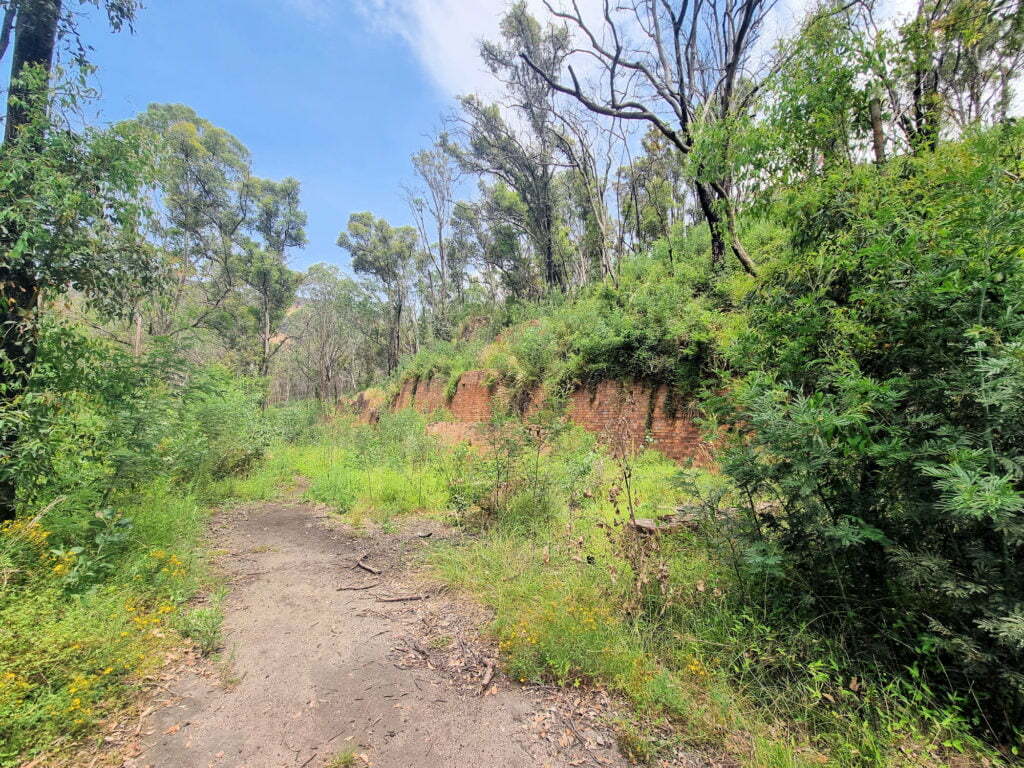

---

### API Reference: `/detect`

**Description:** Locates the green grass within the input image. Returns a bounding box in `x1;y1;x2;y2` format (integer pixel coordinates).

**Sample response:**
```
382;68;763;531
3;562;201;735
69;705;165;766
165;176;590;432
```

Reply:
175;604;225;656
326;748;359;767
218;413;452;528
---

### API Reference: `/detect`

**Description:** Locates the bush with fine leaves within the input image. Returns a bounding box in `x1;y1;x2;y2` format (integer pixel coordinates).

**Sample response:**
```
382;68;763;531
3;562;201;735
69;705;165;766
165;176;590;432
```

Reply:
709;123;1024;735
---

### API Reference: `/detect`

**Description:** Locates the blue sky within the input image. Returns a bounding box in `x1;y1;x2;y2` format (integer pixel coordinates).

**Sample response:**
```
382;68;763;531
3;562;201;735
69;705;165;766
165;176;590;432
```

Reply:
73;0;474;272
64;0;838;272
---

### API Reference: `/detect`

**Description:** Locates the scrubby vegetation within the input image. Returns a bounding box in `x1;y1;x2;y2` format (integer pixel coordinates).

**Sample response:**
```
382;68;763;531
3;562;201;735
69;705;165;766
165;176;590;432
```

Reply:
3;0;1023;764
0;322;303;764
328;123;1024;766
223;404;1006;766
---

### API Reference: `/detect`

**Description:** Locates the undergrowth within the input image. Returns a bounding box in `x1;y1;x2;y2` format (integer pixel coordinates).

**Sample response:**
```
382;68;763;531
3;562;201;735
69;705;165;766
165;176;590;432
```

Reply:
229;406;1006;768
0;322;322;765
215;410;454;529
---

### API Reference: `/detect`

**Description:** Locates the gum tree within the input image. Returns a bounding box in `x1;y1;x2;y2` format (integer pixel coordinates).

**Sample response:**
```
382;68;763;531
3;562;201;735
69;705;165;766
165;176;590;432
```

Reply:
0;0;152;519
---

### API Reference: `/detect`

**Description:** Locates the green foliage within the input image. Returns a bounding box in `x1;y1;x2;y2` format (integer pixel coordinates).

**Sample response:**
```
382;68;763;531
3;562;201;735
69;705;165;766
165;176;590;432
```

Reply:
708;123;1024;739
0;482;205;764
397;339;484;401
175;605;225;656
395;241;771;407
0;319;279;764
224;411;453;527
0;70;160;318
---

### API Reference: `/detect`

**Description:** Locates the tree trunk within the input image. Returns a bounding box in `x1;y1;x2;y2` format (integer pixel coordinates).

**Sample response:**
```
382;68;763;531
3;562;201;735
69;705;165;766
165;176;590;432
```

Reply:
869;97;886;165
693;181;727;274
4;0;62;144
543;223;558;290
0;0;63;522
132;310;144;357
260;296;271;378
717;188;758;277
388;300;403;374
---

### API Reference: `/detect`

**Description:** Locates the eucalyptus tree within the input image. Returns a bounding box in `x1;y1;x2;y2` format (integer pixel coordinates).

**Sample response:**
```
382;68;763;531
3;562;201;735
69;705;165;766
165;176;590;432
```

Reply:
242;177;306;379
448;98;565;295
447;2;572;293
279;264;380;402
0;0;151;519
523;0;775;275
538;96;628;285
128;104;254;340
406;137;464;339
872;0;1024;151
235;243;301;380
617;128;688;256
337;213;418;374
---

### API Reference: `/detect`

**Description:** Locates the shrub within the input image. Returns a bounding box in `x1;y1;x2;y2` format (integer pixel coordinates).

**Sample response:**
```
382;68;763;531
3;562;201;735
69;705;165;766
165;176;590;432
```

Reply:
0;321;271;764
709;123;1024;737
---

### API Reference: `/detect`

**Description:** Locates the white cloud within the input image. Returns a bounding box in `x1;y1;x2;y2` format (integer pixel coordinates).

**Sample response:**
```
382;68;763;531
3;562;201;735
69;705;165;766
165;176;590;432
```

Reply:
355;0;517;97
353;0;932;101
355;0;614;98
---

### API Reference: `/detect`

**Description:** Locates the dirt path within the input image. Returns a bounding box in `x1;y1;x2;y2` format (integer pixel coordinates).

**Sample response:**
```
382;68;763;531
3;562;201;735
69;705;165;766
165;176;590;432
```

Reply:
121;500;629;768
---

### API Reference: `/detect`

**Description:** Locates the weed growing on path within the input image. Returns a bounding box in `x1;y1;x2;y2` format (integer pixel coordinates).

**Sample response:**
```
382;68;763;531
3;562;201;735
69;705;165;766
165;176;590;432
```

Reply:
326;749;359;768
175;601;225;656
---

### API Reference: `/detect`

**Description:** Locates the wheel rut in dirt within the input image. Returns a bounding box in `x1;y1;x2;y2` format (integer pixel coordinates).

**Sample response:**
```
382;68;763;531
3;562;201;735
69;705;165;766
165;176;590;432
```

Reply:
123;500;629;768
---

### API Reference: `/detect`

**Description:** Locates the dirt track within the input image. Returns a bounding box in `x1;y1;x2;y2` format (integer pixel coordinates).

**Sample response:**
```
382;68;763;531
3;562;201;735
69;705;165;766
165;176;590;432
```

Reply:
120;500;629;768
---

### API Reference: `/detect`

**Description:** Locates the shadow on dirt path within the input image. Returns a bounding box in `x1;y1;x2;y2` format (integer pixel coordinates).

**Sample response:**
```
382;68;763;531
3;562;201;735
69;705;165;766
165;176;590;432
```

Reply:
121;500;630;768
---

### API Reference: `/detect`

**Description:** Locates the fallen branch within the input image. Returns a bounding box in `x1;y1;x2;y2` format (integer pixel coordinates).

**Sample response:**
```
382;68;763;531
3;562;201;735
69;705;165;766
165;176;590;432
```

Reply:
376;594;424;603
337;582;379;591
354;555;381;575
479;660;495;695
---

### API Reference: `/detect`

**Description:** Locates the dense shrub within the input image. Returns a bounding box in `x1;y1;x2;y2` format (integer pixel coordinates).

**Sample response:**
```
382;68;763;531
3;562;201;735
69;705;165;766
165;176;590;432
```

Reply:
709;123;1024;737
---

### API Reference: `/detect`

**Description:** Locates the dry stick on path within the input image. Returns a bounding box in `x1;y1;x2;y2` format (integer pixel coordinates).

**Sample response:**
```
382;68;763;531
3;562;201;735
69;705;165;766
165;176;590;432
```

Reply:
337;581;380;591
479;661;496;695
355;554;382;575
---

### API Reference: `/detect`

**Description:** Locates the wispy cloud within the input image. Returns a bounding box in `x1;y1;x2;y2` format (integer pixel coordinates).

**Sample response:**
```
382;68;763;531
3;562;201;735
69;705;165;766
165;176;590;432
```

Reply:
356;0;926;101
356;0;523;97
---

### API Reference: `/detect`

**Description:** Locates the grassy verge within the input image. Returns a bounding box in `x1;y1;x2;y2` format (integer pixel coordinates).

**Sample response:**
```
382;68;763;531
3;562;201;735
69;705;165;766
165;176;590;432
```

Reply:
0;481;210;764
0;359;324;766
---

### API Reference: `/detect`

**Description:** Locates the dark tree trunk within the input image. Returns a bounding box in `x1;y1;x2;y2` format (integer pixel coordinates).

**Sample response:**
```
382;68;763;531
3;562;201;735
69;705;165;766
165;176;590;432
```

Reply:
911;68;941;152
693;181;727;274
4;0;62;144
0;0;63;522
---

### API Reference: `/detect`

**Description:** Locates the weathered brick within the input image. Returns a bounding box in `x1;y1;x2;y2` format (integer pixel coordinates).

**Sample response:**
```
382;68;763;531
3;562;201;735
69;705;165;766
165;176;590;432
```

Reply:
344;370;715;467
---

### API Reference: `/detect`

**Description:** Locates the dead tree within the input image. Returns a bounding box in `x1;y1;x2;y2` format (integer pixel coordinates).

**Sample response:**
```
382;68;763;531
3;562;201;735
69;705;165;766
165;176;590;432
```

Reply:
524;0;776;276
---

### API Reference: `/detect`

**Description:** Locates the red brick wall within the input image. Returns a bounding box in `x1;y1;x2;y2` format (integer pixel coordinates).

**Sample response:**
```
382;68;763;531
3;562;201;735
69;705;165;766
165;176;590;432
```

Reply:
347;370;713;466
449;370;495;422
404;376;447;413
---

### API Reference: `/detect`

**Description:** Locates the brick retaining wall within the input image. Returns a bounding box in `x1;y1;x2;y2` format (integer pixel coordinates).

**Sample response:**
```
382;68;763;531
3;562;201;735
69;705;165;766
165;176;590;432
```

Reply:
347;371;713;466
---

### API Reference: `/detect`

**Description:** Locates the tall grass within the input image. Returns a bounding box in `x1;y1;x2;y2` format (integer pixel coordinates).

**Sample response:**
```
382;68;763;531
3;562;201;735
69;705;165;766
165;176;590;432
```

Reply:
0;354;312;765
218;411;453;528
